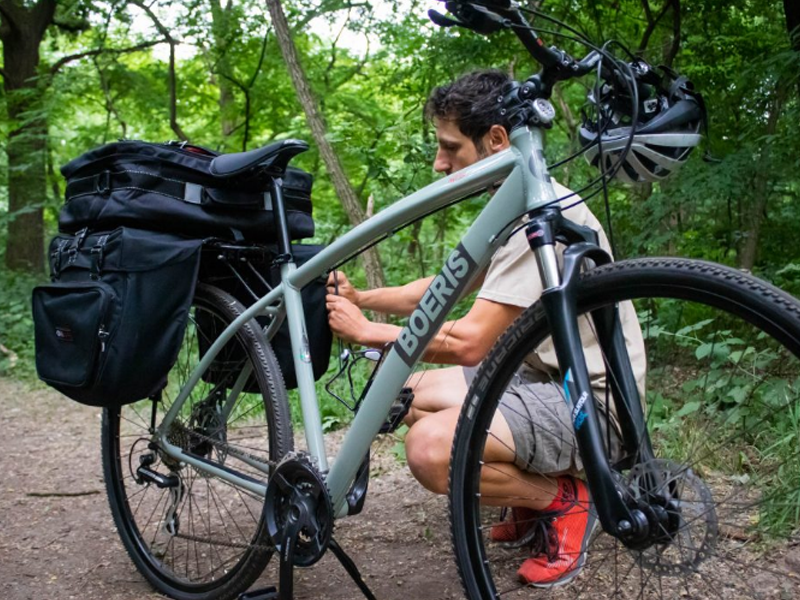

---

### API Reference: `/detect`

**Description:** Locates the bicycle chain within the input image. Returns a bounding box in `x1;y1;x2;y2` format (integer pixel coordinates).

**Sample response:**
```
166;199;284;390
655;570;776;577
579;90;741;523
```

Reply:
171;531;276;552
168;420;279;470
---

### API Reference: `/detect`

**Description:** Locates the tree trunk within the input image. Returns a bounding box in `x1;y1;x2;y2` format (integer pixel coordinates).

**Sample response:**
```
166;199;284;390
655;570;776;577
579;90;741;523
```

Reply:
786;0;800;52
209;0;237;145
738;87;785;271
267;0;386;293
1;0;56;273
785;0;800;101
5;89;47;272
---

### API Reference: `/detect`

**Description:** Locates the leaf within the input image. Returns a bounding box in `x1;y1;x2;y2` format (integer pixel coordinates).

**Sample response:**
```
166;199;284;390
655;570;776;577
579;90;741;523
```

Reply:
727;386;749;404
696;343;713;360
676;401;702;417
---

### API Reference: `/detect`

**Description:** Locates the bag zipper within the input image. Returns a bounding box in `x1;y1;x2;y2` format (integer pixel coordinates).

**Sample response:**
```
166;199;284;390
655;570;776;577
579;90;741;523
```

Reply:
98;325;109;353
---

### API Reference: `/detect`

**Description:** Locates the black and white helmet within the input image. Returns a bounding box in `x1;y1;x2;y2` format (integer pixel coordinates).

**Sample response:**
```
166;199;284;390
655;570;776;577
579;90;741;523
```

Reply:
579;61;705;184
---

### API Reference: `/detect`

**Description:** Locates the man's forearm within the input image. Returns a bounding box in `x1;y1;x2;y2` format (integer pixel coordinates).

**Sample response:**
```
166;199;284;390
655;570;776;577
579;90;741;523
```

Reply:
356;318;482;366
358;276;435;316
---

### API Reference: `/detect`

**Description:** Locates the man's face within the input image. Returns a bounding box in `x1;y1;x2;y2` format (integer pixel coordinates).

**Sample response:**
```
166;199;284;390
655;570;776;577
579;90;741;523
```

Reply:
432;118;485;176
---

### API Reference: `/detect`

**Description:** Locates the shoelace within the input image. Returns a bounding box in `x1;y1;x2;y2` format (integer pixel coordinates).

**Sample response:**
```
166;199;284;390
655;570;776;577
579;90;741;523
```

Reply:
527;518;560;563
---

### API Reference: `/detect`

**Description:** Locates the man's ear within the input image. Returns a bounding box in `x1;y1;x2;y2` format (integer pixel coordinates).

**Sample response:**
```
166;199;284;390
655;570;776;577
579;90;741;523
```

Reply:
487;124;510;153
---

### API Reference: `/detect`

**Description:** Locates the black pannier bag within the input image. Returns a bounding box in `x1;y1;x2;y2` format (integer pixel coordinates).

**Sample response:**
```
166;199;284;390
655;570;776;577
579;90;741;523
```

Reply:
59;141;314;242
197;244;332;390
32;227;203;407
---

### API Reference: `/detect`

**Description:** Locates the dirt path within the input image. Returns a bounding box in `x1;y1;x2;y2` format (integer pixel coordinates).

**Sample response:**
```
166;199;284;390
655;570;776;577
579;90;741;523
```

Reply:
4;377;799;600
0;378;463;600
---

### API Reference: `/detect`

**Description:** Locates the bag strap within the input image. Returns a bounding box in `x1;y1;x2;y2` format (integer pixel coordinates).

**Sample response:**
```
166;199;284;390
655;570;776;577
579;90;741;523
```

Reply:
65;169;263;209
89;234;111;279
50;238;71;279
66;228;90;267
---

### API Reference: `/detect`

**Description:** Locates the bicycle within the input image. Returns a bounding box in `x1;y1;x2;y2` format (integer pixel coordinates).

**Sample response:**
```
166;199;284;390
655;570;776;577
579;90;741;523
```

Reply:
100;2;800;599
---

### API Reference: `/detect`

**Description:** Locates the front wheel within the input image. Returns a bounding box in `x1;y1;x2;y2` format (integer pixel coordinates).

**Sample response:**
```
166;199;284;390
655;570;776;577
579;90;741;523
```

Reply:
102;283;293;600
450;258;800;600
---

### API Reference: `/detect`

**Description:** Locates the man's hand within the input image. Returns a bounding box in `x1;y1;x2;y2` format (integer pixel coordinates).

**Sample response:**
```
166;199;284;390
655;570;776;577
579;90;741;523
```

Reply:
326;272;360;306
326;294;371;345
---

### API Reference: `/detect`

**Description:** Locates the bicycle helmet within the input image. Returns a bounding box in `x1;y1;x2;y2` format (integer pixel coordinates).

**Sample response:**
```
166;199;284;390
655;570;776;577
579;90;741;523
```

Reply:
579;61;705;184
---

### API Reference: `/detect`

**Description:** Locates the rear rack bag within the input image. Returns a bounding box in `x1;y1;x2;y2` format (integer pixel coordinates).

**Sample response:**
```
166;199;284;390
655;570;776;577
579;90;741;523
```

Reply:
59;141;314;242
32;227;203;407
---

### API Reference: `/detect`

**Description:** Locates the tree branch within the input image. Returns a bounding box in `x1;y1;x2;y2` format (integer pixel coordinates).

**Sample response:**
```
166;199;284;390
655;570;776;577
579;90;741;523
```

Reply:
49;39;161;75
295;0;369;30
663;0;681;68
0;1;19;36
52;15;90;33
128;0;187;140
638;0;672;55
93;56;127;141
247;28;270;89
167;43;188;141
32;0;57;39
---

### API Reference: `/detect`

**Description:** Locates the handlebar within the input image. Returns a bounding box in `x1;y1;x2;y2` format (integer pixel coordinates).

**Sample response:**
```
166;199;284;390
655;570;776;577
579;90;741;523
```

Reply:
430;1;605;93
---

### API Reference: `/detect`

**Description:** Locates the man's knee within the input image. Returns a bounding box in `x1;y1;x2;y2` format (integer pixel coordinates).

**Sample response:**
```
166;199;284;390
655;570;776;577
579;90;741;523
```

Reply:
405;416;455;495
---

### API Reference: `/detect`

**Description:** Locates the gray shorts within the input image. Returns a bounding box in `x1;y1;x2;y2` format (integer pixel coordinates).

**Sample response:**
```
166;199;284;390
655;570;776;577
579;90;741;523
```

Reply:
464;366;622;475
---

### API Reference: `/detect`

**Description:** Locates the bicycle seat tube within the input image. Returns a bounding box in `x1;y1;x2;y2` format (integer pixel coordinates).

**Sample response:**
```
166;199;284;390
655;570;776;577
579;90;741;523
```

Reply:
270;176;329;471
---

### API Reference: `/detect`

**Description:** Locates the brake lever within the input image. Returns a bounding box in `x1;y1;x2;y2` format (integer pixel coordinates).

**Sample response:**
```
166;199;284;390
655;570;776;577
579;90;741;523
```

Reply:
428;9;460;27
429;1;508;35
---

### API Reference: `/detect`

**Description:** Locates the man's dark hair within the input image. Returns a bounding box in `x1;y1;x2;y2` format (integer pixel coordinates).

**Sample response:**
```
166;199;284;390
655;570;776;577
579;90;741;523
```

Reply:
424;69;512;152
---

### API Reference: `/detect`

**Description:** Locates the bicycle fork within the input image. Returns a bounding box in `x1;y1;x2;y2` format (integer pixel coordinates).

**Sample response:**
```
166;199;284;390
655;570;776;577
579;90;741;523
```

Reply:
526;209;657;545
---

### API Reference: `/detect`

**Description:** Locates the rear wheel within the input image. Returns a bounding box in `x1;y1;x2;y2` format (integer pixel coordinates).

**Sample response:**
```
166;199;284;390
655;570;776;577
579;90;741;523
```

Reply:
102;283;292;600
450;258;800;599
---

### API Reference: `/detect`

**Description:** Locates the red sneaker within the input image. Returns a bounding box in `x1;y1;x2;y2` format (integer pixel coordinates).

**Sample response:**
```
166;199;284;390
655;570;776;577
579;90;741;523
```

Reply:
490;507;541;547
517;478;596;587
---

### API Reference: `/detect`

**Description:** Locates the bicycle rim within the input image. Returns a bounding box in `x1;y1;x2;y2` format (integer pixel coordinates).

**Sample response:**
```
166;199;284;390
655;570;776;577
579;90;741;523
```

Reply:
450;258;800;600
102;284;292;600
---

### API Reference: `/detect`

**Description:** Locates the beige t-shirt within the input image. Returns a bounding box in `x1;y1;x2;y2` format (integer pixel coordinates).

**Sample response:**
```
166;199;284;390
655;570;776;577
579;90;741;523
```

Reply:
477;182;646;414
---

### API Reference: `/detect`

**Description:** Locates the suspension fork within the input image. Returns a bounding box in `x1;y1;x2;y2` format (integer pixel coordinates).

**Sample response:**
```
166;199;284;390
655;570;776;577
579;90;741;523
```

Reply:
525;209;655;541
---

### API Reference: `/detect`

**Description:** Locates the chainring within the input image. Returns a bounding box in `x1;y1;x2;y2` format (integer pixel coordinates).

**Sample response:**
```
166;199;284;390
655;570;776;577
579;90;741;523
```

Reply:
264;453;334;567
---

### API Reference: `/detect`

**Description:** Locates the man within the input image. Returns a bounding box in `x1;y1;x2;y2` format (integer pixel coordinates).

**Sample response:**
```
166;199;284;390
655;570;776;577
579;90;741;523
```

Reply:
326;70;645;587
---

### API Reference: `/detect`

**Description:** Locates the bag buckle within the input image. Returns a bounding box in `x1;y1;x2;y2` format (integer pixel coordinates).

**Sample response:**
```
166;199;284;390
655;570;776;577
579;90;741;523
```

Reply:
50;239;70;278
95;170;111;196
67;228;90;265
90;234;110;279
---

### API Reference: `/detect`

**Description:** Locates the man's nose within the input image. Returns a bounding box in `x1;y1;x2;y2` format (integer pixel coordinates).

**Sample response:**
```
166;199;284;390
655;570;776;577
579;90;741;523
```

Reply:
433;149;449;174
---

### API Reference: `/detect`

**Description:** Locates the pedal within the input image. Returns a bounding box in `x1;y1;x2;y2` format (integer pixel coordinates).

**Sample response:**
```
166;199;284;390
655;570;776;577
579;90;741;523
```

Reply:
136;466;179;488
237;588;277;600
379;387;414;434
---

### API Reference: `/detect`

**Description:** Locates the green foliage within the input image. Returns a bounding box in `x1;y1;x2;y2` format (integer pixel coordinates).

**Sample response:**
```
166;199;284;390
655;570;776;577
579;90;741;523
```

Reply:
0;270;38;379
641;299;800;535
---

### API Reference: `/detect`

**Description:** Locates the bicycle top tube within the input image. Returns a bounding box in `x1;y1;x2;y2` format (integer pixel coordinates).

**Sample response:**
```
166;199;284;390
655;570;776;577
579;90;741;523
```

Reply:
288;127;559;292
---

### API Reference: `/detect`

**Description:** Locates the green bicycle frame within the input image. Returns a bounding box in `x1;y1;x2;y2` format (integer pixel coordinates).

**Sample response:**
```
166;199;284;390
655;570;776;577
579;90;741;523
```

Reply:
156;125;563;516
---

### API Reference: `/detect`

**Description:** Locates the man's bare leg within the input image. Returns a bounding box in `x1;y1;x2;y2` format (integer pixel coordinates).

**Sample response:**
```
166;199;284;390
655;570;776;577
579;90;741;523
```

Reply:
404;366;469;426
405;405;559;508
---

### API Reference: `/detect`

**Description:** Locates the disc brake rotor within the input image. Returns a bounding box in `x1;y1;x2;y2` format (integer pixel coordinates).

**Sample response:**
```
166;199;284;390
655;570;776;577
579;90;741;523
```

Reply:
624;459;718;574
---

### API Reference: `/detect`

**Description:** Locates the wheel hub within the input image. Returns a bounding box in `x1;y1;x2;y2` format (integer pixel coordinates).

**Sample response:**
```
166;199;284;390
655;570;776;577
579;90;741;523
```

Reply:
622;459;718;573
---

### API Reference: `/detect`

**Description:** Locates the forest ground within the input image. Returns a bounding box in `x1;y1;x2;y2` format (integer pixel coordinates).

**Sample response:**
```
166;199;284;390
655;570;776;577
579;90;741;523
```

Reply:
2;377;799;600
0;377;465;600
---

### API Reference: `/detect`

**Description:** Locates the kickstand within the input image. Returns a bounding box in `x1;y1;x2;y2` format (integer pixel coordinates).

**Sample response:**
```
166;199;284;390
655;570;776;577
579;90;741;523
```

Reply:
238;512;302;600
329;537;377;600
238;521;376;600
